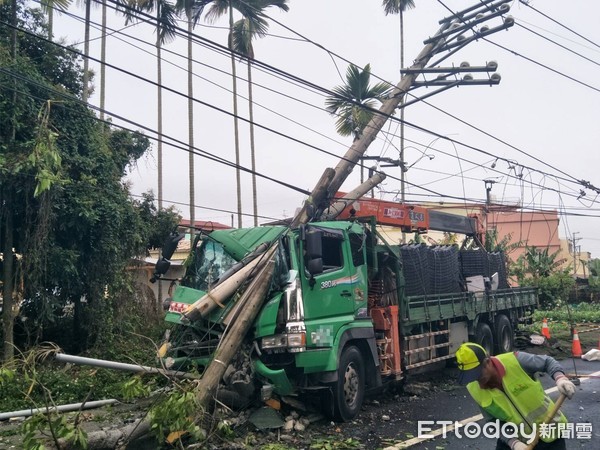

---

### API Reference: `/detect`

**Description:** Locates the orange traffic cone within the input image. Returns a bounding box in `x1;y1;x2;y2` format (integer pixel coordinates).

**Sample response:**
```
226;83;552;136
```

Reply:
572;329;583;357
541;318;551;339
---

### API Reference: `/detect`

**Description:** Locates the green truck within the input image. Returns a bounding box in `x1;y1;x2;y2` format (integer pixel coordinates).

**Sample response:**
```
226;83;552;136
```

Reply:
155;204;536;421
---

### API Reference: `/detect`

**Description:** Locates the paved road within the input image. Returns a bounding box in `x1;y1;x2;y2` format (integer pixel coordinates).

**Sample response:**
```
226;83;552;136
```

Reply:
383;358;600;450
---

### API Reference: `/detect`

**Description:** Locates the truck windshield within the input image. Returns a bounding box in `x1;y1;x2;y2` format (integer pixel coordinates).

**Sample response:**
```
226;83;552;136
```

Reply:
182;239;237;291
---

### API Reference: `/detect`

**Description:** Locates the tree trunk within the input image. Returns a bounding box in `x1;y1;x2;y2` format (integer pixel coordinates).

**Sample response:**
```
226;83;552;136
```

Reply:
2;191;15;362
247;61;258;226
99;0;107;121
187;18;195;239
2;0;18;363
229;5;243;228
57;418;152;449
157;7;164;308
82;0;91;102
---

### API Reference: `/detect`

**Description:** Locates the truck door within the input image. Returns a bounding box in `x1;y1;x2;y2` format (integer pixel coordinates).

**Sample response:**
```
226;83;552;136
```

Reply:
301;226;362;346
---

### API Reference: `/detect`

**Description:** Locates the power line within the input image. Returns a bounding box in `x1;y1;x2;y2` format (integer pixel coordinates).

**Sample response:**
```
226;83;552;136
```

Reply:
518;0;600;51
48;0;600;200
9;1;600;211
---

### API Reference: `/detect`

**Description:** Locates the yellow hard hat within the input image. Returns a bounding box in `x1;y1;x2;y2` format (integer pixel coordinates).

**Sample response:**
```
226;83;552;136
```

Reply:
456;342;488;385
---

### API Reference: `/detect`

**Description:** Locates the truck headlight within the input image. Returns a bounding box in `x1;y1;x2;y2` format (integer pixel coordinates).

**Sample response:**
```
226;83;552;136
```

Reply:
261;334;288;349
286;332;306;353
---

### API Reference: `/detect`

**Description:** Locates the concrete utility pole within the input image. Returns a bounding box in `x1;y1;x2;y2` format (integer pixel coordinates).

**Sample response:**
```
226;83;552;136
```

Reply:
483;179;496;240
571;232;581;277
293;21;453;226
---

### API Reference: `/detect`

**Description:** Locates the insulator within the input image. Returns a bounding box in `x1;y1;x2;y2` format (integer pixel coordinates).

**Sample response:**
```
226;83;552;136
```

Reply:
490;73;501;82
460;61;470;68
463;74;474;81
487;61;498;70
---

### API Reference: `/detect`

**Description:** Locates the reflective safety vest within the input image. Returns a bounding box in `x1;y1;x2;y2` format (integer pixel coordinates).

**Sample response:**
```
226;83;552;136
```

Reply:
466;352;567;443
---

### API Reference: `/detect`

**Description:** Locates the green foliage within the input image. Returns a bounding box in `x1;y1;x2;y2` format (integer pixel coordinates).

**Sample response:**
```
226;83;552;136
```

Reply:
512;246;571;308
483;228;522;255
120;375;152;402
1;1;181;357
0;367;16;384
310;438;363;449
22;412;88;450
325;64;390;140
513;246;568;283
22;414;48;450
532;303;600;324
259;444;298;450
29;100;63;197
149;388;206;445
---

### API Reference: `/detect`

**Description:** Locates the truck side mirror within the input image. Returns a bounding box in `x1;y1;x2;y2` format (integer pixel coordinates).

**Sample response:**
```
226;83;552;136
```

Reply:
155;257;171;276
305;229;322;259
307;258;323;276
162;232;185;261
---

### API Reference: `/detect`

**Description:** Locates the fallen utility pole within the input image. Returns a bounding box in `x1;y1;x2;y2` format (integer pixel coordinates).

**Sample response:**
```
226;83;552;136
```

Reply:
195;244;278;408
294;21;453;226
322;172;387;221
55;353;200;380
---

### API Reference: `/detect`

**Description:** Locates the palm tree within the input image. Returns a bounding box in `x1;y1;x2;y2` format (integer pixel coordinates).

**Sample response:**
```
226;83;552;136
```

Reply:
203;0;262;228
230;0;289;226
77;0;96;103
382;0;415;204
174;0;211;232
129;0;178;212
99;0;107;121
40;0;72;40
325;63;390;141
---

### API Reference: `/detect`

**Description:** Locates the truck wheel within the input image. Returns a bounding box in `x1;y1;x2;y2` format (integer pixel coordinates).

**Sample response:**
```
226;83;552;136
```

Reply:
332;346;365;422
494;315;514;354
475;322;494;355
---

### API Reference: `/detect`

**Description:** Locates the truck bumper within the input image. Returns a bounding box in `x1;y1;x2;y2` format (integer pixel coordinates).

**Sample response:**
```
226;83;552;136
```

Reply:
253;358;294;396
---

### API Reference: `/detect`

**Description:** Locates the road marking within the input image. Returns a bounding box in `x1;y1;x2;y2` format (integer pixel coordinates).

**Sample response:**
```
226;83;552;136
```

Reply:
383;368;600;449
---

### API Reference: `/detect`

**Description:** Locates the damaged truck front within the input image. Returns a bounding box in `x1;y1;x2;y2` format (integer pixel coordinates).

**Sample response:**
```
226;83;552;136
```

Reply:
154;218;537;422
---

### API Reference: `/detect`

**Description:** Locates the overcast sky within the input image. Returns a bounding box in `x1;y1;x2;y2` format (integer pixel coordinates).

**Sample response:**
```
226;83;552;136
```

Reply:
49;0;600;257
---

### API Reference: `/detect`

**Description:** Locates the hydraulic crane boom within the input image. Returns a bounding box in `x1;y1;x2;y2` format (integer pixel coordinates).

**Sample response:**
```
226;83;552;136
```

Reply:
334;194;484;237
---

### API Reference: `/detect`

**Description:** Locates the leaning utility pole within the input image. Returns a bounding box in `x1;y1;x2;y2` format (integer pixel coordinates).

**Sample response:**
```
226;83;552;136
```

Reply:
196;0;516;417
296;0;513;225
294;23;452;225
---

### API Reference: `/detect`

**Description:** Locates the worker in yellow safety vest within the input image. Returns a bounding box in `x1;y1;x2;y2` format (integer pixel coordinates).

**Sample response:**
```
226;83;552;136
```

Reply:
456;342;576;450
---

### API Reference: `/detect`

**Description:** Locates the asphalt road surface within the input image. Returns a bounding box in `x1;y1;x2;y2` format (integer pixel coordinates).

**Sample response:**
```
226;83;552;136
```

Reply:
381;358;600;450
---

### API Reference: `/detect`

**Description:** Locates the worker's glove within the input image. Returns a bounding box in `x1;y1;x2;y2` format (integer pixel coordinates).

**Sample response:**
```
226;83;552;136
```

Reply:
555;375;576;399
508;439;527;450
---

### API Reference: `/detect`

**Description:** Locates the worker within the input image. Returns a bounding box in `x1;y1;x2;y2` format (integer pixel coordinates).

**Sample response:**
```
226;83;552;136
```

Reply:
455;342;576;449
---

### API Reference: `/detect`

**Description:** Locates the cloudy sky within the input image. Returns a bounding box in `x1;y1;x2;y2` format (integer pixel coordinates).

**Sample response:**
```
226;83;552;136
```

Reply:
50;0;600;256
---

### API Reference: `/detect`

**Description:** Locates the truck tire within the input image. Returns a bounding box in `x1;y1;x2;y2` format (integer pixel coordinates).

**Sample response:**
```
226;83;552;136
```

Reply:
475;322;494;355
494;315;514;354
332;346;365;422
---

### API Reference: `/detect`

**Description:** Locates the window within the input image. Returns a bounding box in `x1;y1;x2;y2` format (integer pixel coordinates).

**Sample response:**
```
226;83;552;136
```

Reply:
182;240;237;291
321;233;344;271
349;233;365;267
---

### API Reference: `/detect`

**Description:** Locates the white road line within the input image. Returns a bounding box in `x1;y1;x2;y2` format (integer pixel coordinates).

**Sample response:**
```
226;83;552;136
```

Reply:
383;368;600;450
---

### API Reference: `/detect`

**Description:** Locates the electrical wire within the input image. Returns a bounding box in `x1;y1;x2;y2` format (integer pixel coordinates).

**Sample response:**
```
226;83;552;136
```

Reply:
8;1;600;216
